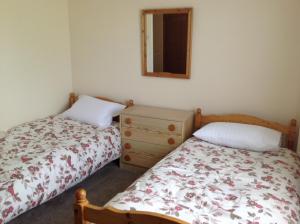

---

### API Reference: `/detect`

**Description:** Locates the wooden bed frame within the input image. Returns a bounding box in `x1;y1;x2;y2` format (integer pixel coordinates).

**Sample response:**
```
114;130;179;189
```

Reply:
74;108;299;224
69;93;134;108
194;109;298;152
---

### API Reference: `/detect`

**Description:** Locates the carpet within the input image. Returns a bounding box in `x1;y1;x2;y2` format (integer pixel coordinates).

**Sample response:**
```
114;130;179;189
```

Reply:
9;162;140;224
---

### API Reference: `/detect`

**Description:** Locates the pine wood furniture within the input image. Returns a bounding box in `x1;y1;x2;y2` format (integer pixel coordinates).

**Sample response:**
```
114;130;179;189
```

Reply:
74;189;188;224
69;93;134;109
141;8;193;79
74;109;298;224
120;105;194;172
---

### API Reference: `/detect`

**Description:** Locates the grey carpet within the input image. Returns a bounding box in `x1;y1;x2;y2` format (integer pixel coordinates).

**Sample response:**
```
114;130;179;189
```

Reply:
9;162;140;224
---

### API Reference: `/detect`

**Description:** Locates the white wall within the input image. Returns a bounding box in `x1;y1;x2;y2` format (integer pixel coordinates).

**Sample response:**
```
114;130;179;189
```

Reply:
0;131;5;138
0;0;73;130
69;0;300;150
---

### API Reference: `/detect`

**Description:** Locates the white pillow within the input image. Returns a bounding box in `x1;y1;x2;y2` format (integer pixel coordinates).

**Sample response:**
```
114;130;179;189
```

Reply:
193;122;281;152
62;95;125;128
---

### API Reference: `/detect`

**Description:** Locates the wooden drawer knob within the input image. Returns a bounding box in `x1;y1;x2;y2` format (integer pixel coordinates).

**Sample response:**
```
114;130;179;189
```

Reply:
125;130;132;137
168;138;175;145
124;155;131;161
124;143;131;149
125;118;132;125
168;124;176;131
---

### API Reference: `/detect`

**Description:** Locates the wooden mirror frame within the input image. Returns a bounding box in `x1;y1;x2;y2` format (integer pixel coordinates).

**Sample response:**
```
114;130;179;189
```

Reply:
141;8;193;79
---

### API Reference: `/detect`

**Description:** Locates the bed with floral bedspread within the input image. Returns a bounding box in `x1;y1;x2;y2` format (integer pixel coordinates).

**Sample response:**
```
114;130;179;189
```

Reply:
107;137;300;224
0;115;121;224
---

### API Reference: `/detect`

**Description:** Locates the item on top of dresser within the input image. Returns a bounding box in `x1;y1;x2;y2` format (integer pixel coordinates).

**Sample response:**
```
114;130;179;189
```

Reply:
63;95;126;128
193;122;281;152
120;105;194;172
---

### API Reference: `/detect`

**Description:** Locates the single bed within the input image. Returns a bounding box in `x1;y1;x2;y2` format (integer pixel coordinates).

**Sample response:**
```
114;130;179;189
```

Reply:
74;109;299;224
0;93;133;224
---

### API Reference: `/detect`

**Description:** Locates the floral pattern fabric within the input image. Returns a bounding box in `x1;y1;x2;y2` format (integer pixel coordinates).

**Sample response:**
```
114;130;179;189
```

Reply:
0;115;121;224
108;137;300;224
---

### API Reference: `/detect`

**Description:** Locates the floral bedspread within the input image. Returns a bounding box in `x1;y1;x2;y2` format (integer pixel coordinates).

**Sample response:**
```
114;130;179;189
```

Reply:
108;137;300;224
0;115;121;224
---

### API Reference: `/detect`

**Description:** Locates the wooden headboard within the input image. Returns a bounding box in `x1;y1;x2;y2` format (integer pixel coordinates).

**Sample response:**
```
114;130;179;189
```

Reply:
194;108;299;151
68;93;134;108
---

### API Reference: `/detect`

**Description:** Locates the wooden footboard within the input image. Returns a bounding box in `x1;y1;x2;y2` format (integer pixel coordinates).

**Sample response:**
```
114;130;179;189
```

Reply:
74;188;188;224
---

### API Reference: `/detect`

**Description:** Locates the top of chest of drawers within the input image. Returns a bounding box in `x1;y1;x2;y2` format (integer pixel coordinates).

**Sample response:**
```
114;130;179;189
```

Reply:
121;105;193;121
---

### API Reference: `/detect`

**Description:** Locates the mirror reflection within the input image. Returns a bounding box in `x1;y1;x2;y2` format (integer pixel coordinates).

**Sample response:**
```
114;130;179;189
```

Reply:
146;13;188;74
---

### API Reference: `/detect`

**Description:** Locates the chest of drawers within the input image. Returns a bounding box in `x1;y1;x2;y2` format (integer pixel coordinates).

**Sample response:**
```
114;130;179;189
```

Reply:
120;105;194;172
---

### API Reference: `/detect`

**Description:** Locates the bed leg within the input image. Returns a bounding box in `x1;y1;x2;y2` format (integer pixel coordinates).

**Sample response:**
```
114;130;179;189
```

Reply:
74;188;89;224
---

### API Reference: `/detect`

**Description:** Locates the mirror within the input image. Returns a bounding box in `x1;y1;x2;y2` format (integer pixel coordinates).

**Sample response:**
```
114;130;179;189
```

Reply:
141;8;192;79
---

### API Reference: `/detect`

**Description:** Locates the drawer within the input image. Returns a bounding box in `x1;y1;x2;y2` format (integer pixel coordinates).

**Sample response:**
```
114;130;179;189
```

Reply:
122;139;174;156
121;115;182;134
121;140;173;168
122;152;162;168
121;127;182;147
